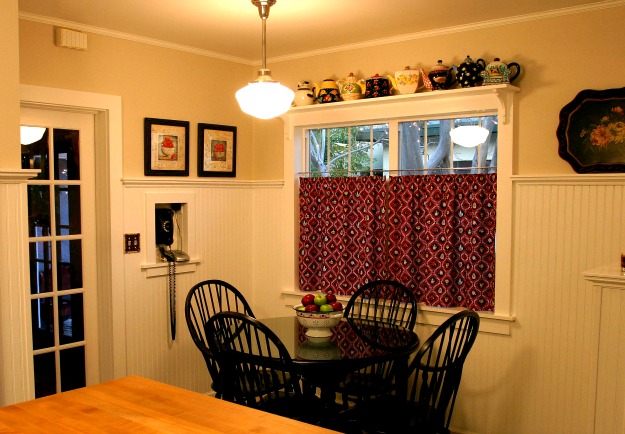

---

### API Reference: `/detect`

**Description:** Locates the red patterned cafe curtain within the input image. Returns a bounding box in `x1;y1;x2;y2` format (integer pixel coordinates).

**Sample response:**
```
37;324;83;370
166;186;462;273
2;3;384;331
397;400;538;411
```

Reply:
386;174;496;311
298;174;496;311
298;176;387;295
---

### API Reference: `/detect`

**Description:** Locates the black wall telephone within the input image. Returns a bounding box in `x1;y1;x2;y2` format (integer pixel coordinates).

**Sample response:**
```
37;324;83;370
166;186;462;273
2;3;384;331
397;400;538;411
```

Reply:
155;206;189;342
155;208;189;262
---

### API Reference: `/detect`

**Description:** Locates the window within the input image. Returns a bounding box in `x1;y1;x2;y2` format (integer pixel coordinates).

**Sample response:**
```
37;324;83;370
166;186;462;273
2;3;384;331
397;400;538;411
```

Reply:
307;124;389;176
301;115;498;311
306;116;498;177
287;86;518;330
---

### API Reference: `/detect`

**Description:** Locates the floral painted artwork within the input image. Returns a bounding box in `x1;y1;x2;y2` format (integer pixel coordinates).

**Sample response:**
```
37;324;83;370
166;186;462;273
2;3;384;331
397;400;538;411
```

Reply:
557;87;625;173
144;118;189;176
158;135;178;160
198;123;236;177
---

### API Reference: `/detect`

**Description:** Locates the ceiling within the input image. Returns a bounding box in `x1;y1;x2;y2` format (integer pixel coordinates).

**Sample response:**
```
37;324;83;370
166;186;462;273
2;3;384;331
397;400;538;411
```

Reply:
18;0;611;64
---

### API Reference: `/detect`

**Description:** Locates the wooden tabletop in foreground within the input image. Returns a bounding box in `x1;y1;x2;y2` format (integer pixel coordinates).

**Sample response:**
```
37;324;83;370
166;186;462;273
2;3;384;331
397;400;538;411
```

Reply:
0;375;340;433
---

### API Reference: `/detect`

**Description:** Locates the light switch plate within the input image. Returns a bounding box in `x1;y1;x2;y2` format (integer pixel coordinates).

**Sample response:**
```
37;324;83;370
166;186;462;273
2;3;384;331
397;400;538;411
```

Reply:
124;233;140;253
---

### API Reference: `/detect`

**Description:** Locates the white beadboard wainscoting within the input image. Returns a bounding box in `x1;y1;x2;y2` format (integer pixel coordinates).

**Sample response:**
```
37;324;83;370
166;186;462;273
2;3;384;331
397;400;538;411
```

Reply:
584;267;625;434
118;175;625;434
120;179;284;395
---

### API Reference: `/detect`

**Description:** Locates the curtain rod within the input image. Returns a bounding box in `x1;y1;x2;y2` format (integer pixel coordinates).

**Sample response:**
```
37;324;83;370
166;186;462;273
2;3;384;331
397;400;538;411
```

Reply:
298;167;497;176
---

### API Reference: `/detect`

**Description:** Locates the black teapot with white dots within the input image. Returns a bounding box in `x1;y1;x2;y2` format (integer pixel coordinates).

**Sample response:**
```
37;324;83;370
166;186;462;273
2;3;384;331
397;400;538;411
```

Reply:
456;55;486;88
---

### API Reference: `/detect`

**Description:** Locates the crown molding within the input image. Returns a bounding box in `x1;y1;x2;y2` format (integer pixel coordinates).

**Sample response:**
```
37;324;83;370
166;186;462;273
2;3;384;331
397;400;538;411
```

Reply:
265;0;625;64
20;1;625;66
18;12;254;66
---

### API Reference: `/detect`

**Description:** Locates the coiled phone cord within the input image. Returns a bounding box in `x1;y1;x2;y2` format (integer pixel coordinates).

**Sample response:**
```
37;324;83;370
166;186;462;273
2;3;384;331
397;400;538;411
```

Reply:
168;261;176;340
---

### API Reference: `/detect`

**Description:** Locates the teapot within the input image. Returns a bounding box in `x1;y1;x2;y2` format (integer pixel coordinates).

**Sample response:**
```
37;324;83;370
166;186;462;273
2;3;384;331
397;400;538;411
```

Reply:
455;55;486;88
480;58;521;85
387;66;425;95
360;73;391;98
313;78;341;103
336;73;364;101
292;81;315;106
427;60;456;90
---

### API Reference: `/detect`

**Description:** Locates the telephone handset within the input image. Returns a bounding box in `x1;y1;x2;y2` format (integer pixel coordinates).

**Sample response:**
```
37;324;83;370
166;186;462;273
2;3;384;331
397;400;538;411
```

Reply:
155;208;189;262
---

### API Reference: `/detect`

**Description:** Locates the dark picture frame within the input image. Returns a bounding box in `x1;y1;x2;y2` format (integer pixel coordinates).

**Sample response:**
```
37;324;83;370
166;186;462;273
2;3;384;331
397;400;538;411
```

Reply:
557;86;625;173
197;123;237;177
144;118;190;176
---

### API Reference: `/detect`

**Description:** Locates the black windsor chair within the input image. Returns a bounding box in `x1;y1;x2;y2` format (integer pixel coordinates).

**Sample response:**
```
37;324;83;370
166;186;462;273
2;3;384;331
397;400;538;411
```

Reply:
363;309;480;434
184;279;254;398
339;279;419;407
205;312;324;424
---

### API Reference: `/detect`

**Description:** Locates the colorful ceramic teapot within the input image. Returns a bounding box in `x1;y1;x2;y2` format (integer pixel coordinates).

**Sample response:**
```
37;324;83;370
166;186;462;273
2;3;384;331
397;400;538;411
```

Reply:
292;81;315;106
387;66;425;94
480;58;521;85
336;73;364;101
313;79;340;103
427;60;456;90
456;55;486;88
360;73;391;98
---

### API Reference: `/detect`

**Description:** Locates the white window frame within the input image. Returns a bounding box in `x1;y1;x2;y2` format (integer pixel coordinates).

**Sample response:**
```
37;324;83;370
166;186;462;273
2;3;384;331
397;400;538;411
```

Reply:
281;85;518;334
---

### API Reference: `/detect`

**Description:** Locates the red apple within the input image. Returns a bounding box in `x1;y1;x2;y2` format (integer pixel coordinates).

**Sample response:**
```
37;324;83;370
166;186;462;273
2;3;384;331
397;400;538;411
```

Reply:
305;304;319;312
301;294;315;306
326;293;337;303
330;301;343;311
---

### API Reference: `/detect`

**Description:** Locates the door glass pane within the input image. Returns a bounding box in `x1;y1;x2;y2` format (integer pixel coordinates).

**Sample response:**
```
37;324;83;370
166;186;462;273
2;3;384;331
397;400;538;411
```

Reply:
31;298;54;350
56;240;83;291
27;185;51;237
59;294;84;344
60;347;86;392
54;129;80;181
22;128;50;180
29;241;52;294
34;352;56;398
55;185;81;235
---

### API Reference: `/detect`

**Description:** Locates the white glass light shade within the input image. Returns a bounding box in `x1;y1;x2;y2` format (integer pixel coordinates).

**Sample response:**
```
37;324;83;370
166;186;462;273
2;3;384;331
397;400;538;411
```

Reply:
20;126;46;145
236;80;295;120
450;125;489;148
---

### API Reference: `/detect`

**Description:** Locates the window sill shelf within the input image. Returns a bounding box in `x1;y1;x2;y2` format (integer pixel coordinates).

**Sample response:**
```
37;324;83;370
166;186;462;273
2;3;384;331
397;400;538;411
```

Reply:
141;259;199;278
280;289;514;336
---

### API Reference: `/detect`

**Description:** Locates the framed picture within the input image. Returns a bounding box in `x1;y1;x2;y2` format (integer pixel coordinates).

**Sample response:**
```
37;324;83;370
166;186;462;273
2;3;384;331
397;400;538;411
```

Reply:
144;118;189;176
557;87;625;173
197;123;237;177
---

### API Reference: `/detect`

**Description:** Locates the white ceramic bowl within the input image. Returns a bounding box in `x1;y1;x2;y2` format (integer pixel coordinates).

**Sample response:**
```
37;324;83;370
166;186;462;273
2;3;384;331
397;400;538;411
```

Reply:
293;304;343;338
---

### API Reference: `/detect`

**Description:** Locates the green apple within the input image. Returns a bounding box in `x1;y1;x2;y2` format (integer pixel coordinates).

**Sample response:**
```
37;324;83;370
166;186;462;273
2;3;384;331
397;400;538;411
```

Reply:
296;305;306;312
319;304;334;312
313;294;327;306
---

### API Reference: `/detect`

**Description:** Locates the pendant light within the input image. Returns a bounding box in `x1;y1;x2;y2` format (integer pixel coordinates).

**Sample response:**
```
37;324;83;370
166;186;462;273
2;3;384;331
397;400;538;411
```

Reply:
236;0;294;120
450;125;489;148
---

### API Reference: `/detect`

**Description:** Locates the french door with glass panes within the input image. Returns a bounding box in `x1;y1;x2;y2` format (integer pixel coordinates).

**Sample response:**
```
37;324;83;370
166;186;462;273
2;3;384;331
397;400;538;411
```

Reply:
21;108;99;398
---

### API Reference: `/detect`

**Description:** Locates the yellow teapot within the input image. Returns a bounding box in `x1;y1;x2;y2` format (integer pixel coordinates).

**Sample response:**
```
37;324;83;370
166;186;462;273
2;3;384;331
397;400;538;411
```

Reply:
313;78;341;103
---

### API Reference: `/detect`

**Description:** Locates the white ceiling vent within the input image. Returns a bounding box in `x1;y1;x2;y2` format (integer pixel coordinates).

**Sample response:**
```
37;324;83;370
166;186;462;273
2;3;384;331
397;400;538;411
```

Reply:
55;27;88;50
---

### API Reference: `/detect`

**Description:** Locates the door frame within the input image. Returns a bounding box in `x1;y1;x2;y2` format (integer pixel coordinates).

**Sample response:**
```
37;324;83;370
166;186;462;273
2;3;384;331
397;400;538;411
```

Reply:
21;85;126;382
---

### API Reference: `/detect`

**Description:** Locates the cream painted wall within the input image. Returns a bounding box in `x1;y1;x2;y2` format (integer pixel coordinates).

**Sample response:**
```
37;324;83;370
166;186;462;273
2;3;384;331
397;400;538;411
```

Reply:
10;5;625;433
0;0;21;167
19;20;255;179
269;6;625;176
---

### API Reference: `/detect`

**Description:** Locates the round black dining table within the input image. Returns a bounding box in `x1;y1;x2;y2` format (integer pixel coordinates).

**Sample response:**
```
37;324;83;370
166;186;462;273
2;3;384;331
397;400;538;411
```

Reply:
260;316;420;397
